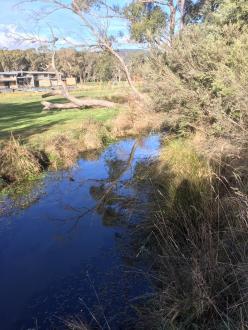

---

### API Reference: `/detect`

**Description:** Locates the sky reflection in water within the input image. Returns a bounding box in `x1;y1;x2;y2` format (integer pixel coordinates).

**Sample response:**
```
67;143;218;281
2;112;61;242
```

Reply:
0;134;160;330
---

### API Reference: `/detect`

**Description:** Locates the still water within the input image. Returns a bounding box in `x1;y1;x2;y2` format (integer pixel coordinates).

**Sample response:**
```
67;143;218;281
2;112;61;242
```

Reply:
0;135;160;329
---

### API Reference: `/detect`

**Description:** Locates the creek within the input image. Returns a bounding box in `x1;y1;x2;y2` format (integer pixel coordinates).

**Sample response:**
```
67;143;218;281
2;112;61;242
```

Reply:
0;134;160;329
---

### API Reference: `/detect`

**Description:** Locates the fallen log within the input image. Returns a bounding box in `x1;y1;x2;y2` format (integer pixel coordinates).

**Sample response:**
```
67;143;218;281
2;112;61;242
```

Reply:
41;99;116;110
42;90;62;98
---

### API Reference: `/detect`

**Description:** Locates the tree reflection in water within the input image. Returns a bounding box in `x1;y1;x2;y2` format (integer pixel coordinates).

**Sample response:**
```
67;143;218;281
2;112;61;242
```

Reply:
0;135;161;330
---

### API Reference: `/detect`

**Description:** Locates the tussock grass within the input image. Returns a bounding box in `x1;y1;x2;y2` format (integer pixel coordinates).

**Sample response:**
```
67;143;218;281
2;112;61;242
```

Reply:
44;119;113;169
44;134;79;170
135;137;248;330
0;135;41;183
78;119;111;150
159;138;212;183
110;100;165;137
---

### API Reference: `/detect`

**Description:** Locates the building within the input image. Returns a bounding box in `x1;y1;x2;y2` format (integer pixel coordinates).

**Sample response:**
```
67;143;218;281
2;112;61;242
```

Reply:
66;77;77;86
0;71;69;90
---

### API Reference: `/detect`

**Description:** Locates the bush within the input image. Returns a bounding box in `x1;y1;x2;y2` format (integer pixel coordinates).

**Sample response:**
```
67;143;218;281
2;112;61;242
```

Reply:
147;23;248;137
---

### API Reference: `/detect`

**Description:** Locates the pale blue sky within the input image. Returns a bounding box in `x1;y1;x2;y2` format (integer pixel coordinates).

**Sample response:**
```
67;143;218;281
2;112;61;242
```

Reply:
0;0;137;49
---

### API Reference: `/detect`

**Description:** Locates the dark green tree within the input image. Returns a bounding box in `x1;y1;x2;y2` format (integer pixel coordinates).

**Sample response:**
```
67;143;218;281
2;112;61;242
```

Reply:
124;3;167;43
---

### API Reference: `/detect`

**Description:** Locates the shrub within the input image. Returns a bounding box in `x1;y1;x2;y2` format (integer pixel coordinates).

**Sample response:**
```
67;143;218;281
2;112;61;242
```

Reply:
147;23;248;137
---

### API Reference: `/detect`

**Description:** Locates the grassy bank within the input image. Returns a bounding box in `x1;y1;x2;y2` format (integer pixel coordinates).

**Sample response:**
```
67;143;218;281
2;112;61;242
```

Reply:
133;135;248;329
0;83;127;143
130;7;248;327
0;82;165;190
0;83;122;188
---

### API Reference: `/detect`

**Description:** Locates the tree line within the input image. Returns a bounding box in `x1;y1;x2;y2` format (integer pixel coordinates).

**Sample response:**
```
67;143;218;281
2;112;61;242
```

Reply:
0;47;145;83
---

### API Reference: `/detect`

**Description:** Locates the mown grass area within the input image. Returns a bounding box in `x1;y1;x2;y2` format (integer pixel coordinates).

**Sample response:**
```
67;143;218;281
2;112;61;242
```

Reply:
0;82;128;145
0;81;163;188
0;82;146;187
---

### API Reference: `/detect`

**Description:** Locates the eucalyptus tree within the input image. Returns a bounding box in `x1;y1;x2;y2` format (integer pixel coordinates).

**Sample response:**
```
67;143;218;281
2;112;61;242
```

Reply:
25;47;50;70
0;49;30;71
123;0;238;45
16;0;147;110
24;0;143;99
124;0;187;44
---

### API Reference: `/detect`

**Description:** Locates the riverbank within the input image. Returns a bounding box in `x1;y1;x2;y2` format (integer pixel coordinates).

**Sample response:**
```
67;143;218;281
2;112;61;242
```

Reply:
0;85;114;190
0;134;161;329
1;113;247;328
2;83;247;329
131;132;248;329
0;83;165;192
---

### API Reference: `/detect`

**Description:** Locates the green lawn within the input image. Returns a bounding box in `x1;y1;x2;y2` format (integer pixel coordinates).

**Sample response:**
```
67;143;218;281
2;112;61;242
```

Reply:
0;83;128;145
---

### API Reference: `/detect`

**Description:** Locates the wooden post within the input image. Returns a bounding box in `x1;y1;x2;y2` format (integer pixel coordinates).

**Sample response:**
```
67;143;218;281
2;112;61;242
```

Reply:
30;74;35;88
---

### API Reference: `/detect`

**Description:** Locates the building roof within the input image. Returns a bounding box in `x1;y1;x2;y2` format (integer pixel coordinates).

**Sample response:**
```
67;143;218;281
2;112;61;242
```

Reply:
0;71;58;75
0;78;17;82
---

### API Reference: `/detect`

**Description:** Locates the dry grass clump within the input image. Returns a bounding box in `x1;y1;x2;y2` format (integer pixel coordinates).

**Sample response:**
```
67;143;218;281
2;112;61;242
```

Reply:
104;94;129;104
43;120;112;169
159;137;212;183
135;137;248;329
191;131;240;160
78;119;106;151
0;135;41;183
44;134;79;170
111;102;165;137
65;317;89;330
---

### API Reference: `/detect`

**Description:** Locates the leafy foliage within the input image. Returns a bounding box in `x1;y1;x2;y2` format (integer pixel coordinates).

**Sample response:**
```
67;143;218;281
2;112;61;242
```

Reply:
72;0;97;12
0;48;145;83
184;0;221;23
212;0;248;27
124;2;166;43
146;0;248;136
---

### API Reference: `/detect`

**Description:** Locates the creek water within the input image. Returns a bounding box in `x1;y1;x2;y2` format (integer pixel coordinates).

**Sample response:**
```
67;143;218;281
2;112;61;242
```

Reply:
0;134;160;330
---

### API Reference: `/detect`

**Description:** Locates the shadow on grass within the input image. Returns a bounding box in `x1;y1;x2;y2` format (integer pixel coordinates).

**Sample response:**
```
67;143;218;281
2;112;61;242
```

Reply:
0;97;80;141
0;92;120;142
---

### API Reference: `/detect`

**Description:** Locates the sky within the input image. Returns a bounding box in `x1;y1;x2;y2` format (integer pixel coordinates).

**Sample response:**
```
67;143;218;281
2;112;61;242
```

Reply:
0;0;137;50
